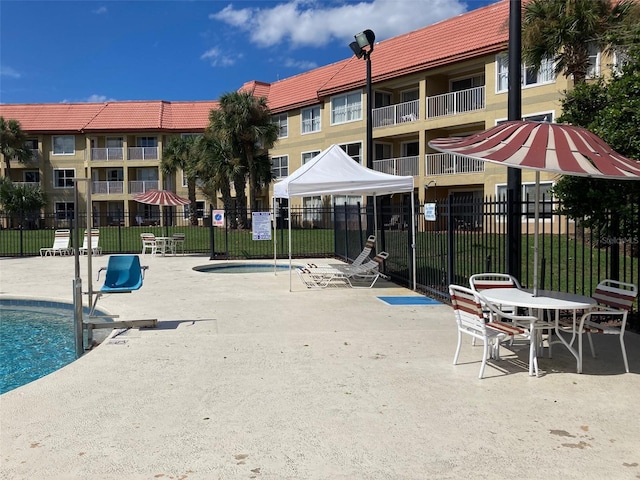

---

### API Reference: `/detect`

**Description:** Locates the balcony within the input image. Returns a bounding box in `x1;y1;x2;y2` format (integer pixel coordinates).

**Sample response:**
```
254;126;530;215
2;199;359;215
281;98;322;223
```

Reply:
129;180;159;194
92;181;124;194
91;148;124;161
425;153;484;176
13;182;40;188
372;100;420;128
426;86;485;118
128;146;158;161
373;156;420;176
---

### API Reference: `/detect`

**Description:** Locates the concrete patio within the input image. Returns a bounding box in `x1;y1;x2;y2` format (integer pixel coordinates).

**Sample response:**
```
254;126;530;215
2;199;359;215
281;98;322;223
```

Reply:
1;254;639;479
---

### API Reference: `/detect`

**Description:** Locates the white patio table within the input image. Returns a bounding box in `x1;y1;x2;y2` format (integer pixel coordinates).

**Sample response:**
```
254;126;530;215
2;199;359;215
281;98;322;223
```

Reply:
155;237;175;256
481;288;596;375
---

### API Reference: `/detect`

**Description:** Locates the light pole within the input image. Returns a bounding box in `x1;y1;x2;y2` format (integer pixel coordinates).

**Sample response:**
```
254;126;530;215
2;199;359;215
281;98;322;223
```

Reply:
349;30;376;235
349;29;375;171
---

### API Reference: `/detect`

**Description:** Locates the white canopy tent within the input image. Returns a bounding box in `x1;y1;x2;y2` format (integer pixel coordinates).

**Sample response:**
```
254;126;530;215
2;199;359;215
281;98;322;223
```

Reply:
272;144;415;291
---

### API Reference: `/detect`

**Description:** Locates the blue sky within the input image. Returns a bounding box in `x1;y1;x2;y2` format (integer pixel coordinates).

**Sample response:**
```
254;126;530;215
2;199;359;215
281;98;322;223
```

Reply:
0;0;497;105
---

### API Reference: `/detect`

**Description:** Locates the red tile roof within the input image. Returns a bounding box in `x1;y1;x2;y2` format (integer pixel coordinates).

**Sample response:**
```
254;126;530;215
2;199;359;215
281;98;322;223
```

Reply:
0;1;508;130
0;101;219;133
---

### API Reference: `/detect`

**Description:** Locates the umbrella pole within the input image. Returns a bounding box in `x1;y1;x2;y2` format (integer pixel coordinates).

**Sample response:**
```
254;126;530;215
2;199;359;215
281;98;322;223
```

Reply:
533;171;540;296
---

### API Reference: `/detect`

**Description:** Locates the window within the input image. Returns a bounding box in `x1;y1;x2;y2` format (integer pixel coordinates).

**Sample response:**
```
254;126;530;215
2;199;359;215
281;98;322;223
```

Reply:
497;112;554;124
54;169;75;188
338;142;362;164
55;202;74;220
331;92;362;124
273;113;288;138
401;89;419;102
374;91;392;108
271;155;288;178
183;201;206;220
106;137;123;147
137;137;157;147
496;181;554;218
586;43;601;79
53;136;75;155
375;143;392;161
302;150;321;164
496;54;554;92
613;49;630;75
303;196;323;223
23;170;40;183
181;133;202;140
301;106;321;134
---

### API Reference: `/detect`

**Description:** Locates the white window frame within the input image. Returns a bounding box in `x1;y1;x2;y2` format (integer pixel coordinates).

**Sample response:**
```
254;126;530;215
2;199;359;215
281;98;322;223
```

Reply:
302;150;321;165
495;181;554;219
301;106;321;134
496;111;555;125
52;135;75;155
338;142;363;164
331;91;362;125
271;155;289;179
586;44;601;79
303;196;323;223
54;169;75;189
273;113;288;139
496;53;555;93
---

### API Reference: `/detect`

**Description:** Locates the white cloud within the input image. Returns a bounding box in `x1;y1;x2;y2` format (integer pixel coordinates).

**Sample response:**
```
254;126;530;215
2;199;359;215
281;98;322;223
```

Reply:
210;0;468;49
92;6;107;15
0;66;21;79
201;47;240;67
283;58;318;70
60;94;115;103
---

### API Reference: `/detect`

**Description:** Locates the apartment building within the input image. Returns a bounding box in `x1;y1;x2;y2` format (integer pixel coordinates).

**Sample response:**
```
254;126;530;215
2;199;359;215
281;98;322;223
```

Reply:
3;0;611;224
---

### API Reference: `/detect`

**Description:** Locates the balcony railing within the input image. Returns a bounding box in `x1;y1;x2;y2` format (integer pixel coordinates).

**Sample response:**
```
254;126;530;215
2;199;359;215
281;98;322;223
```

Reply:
129;180;159;194
425;153;485;176
373;156;420;176
128;146;158;161
426;86;485;118
13;182;40;188
92;181;124;194
372;100;420;128
91;147;124;161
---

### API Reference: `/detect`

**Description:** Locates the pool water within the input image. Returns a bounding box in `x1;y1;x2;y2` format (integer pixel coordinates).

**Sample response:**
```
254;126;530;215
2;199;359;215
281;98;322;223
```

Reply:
0;304;77;395
193;263;297;273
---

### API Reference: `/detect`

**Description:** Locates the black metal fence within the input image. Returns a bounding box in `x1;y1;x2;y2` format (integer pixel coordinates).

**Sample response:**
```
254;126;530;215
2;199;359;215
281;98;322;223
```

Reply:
2;197;639;319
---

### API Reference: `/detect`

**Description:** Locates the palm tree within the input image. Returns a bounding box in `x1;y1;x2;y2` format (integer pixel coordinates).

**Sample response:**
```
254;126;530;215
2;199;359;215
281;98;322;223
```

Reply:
196;133;238;214
161;135;200;225
522;0;638;84
207;91;279;227
0;117;31;179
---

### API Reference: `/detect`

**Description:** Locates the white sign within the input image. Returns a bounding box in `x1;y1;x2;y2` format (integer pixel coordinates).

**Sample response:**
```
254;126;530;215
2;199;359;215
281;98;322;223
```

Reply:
424;203;436;221
212;210;225;227
252;212;272;240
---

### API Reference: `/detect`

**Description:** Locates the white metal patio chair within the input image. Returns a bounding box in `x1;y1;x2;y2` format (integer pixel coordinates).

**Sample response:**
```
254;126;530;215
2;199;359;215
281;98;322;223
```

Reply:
449;284;537;378
140;233;157;255
576;279;638;373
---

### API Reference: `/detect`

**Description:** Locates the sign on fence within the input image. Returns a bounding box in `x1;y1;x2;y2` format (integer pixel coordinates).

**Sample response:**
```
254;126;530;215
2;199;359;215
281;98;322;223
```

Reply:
424;203;436;221
212;210;225;227
252;212;272;240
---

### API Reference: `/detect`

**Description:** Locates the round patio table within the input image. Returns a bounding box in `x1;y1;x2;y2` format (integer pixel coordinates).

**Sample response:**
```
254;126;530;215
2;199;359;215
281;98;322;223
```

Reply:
481;288;596;375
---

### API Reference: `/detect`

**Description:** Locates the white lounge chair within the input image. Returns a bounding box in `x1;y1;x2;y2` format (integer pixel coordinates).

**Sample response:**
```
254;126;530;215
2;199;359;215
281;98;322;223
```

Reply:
79;229;102;255
40;229;73;257
297;251;389;289
306;235;375;270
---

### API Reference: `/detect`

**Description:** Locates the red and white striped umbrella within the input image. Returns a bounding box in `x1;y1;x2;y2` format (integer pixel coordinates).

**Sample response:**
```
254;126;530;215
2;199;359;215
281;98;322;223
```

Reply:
429;121;640;294
429;121;640;179
132;189;190;206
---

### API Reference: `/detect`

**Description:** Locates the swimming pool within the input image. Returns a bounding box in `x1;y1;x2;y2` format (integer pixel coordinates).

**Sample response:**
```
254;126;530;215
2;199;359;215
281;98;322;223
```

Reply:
193;263;299;274
0;299;108;395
